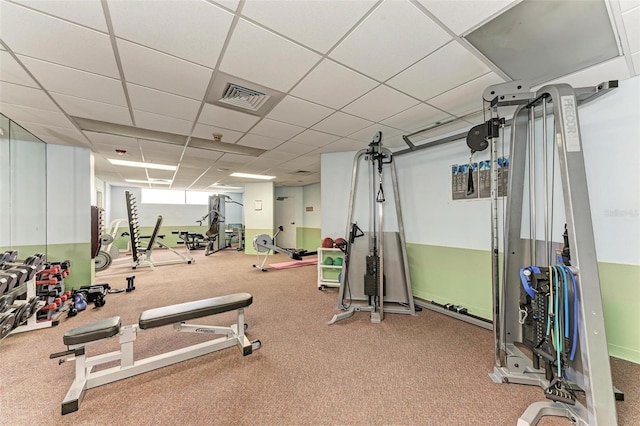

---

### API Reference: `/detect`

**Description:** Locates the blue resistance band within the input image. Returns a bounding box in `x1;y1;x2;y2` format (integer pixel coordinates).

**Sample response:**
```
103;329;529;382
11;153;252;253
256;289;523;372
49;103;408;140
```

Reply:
519;266;540;298
565;266;579;361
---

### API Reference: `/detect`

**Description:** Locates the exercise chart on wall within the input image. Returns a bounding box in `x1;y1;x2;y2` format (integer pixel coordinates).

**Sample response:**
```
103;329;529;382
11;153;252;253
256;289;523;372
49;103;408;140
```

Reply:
451;157;509;200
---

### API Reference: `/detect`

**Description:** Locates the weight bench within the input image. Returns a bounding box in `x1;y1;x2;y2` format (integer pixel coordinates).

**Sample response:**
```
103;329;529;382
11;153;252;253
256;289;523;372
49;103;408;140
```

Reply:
51;292;260;415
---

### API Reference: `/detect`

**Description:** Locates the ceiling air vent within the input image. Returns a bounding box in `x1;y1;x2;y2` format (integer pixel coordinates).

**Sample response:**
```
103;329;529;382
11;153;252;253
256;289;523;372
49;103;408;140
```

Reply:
219;83;270;112
290;170;313;176
206;72;286;117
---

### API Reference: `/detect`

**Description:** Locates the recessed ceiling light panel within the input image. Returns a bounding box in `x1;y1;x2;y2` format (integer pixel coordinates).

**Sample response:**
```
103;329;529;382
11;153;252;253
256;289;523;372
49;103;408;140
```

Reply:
466;0;619;85
230;172;275;180
109;158;177;171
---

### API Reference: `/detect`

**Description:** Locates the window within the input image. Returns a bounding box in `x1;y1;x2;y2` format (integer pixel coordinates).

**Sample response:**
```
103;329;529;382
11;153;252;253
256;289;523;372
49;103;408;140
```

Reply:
186;191;216;205
141;189;185;204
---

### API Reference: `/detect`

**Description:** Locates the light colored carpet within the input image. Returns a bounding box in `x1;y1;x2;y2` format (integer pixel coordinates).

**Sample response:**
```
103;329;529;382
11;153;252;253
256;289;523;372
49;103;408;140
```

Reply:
0;248;636;426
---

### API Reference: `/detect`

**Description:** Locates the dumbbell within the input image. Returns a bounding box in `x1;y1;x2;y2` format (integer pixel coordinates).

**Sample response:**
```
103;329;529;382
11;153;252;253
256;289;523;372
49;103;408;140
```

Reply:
0;311;16;341
0;276;7;295
0;272;19;294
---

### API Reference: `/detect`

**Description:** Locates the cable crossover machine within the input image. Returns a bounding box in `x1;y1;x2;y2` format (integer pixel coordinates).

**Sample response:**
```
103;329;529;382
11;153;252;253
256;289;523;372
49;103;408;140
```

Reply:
466;80;622;425
328;131;415;324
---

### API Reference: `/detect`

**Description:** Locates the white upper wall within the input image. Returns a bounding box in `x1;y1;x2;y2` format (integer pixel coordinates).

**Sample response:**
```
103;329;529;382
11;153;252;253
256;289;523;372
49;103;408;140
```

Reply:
321;75;640;265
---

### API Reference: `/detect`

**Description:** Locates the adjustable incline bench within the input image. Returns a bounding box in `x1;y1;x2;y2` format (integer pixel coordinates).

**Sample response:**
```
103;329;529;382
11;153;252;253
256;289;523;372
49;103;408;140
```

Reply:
50;292;260;415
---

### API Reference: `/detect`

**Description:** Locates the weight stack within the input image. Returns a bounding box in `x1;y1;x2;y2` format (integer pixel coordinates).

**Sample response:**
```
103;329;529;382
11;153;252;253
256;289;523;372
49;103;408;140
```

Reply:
364;255;386;296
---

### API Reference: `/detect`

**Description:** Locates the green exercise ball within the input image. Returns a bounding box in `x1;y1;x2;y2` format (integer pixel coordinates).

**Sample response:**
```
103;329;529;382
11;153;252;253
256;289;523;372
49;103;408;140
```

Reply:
323;256;334;265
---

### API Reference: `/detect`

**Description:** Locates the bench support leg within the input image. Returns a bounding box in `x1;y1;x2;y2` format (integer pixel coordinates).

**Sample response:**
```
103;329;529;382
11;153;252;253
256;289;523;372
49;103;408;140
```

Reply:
59;308;259;415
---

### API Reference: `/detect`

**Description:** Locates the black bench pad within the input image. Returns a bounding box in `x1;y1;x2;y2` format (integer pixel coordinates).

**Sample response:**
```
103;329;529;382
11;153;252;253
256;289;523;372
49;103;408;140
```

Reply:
138;293;253;330
64;316;121;346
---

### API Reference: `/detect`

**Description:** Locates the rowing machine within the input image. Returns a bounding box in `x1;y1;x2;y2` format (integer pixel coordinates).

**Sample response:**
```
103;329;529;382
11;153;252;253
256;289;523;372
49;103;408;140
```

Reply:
252;226;315;271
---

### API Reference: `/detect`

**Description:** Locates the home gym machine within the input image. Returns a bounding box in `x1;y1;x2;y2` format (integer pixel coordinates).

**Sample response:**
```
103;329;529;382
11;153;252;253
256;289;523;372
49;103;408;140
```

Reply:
252;226;315;271
197;195;244;255
466;80;620;425
125;191;194;270
328;131;415;324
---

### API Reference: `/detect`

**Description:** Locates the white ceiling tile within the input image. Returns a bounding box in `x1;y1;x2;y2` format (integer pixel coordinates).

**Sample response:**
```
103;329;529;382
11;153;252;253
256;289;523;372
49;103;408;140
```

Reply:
348;124;403;143
341;85;419;122
0;1;119;77
133;110;194;135
620;1;640;13
387;41;492;101
19;55;127;106
127;84;201;122
316;138;365;153
191;123;243;143
146;169;176;180
220;18;321;92
0;81;59;111
258;150;298;162
117;39;213;100
212;1;240;12
428;72;505;117
265;96;334;127
0;103;74;128
218;152;257;164
537;57;631;90
288;154;320;168
623;6;640;53
139;140;185;155
312;111;373;137
54;93;132;125
0;51;39;88
289;129;340;147
236;133;283;150
380;103;453;132
199;103;260;132
249;118;305;140
411;119;474;144
109;0;233;68
273;141;316;155
242;0;376;53
183;147;224;162
10;0;107;31
93;144;142;161
84;132;139;151
418;0;519;35
330;1;451;81
244;157;283;170
290;59;378;109
16;121;88;146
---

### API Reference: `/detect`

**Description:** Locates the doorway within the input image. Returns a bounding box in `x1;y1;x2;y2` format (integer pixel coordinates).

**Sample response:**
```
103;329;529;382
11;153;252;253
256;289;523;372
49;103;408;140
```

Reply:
274;197;296;249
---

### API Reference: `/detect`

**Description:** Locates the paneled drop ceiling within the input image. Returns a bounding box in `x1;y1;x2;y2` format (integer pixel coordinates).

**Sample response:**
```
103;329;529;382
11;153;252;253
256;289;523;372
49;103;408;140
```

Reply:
0;0;638;190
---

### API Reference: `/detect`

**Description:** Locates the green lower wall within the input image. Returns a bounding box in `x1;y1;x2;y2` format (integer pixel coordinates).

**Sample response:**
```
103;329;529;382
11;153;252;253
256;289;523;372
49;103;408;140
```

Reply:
47;243;92;289
407;243;640;363
244;228;273;255
298;227;321;252
1;243;91;290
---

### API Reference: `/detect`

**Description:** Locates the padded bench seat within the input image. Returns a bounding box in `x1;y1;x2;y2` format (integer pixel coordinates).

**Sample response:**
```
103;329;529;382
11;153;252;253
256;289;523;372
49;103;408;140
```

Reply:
63;316;121;346
138;293;253;330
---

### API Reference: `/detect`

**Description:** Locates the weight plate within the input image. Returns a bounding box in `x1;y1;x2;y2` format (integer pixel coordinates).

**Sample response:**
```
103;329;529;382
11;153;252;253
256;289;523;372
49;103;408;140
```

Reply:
13;304;29;327
101;234;114;245
0;312;16;340
0;295;12;313
27;297;40;317
95;251;112;272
